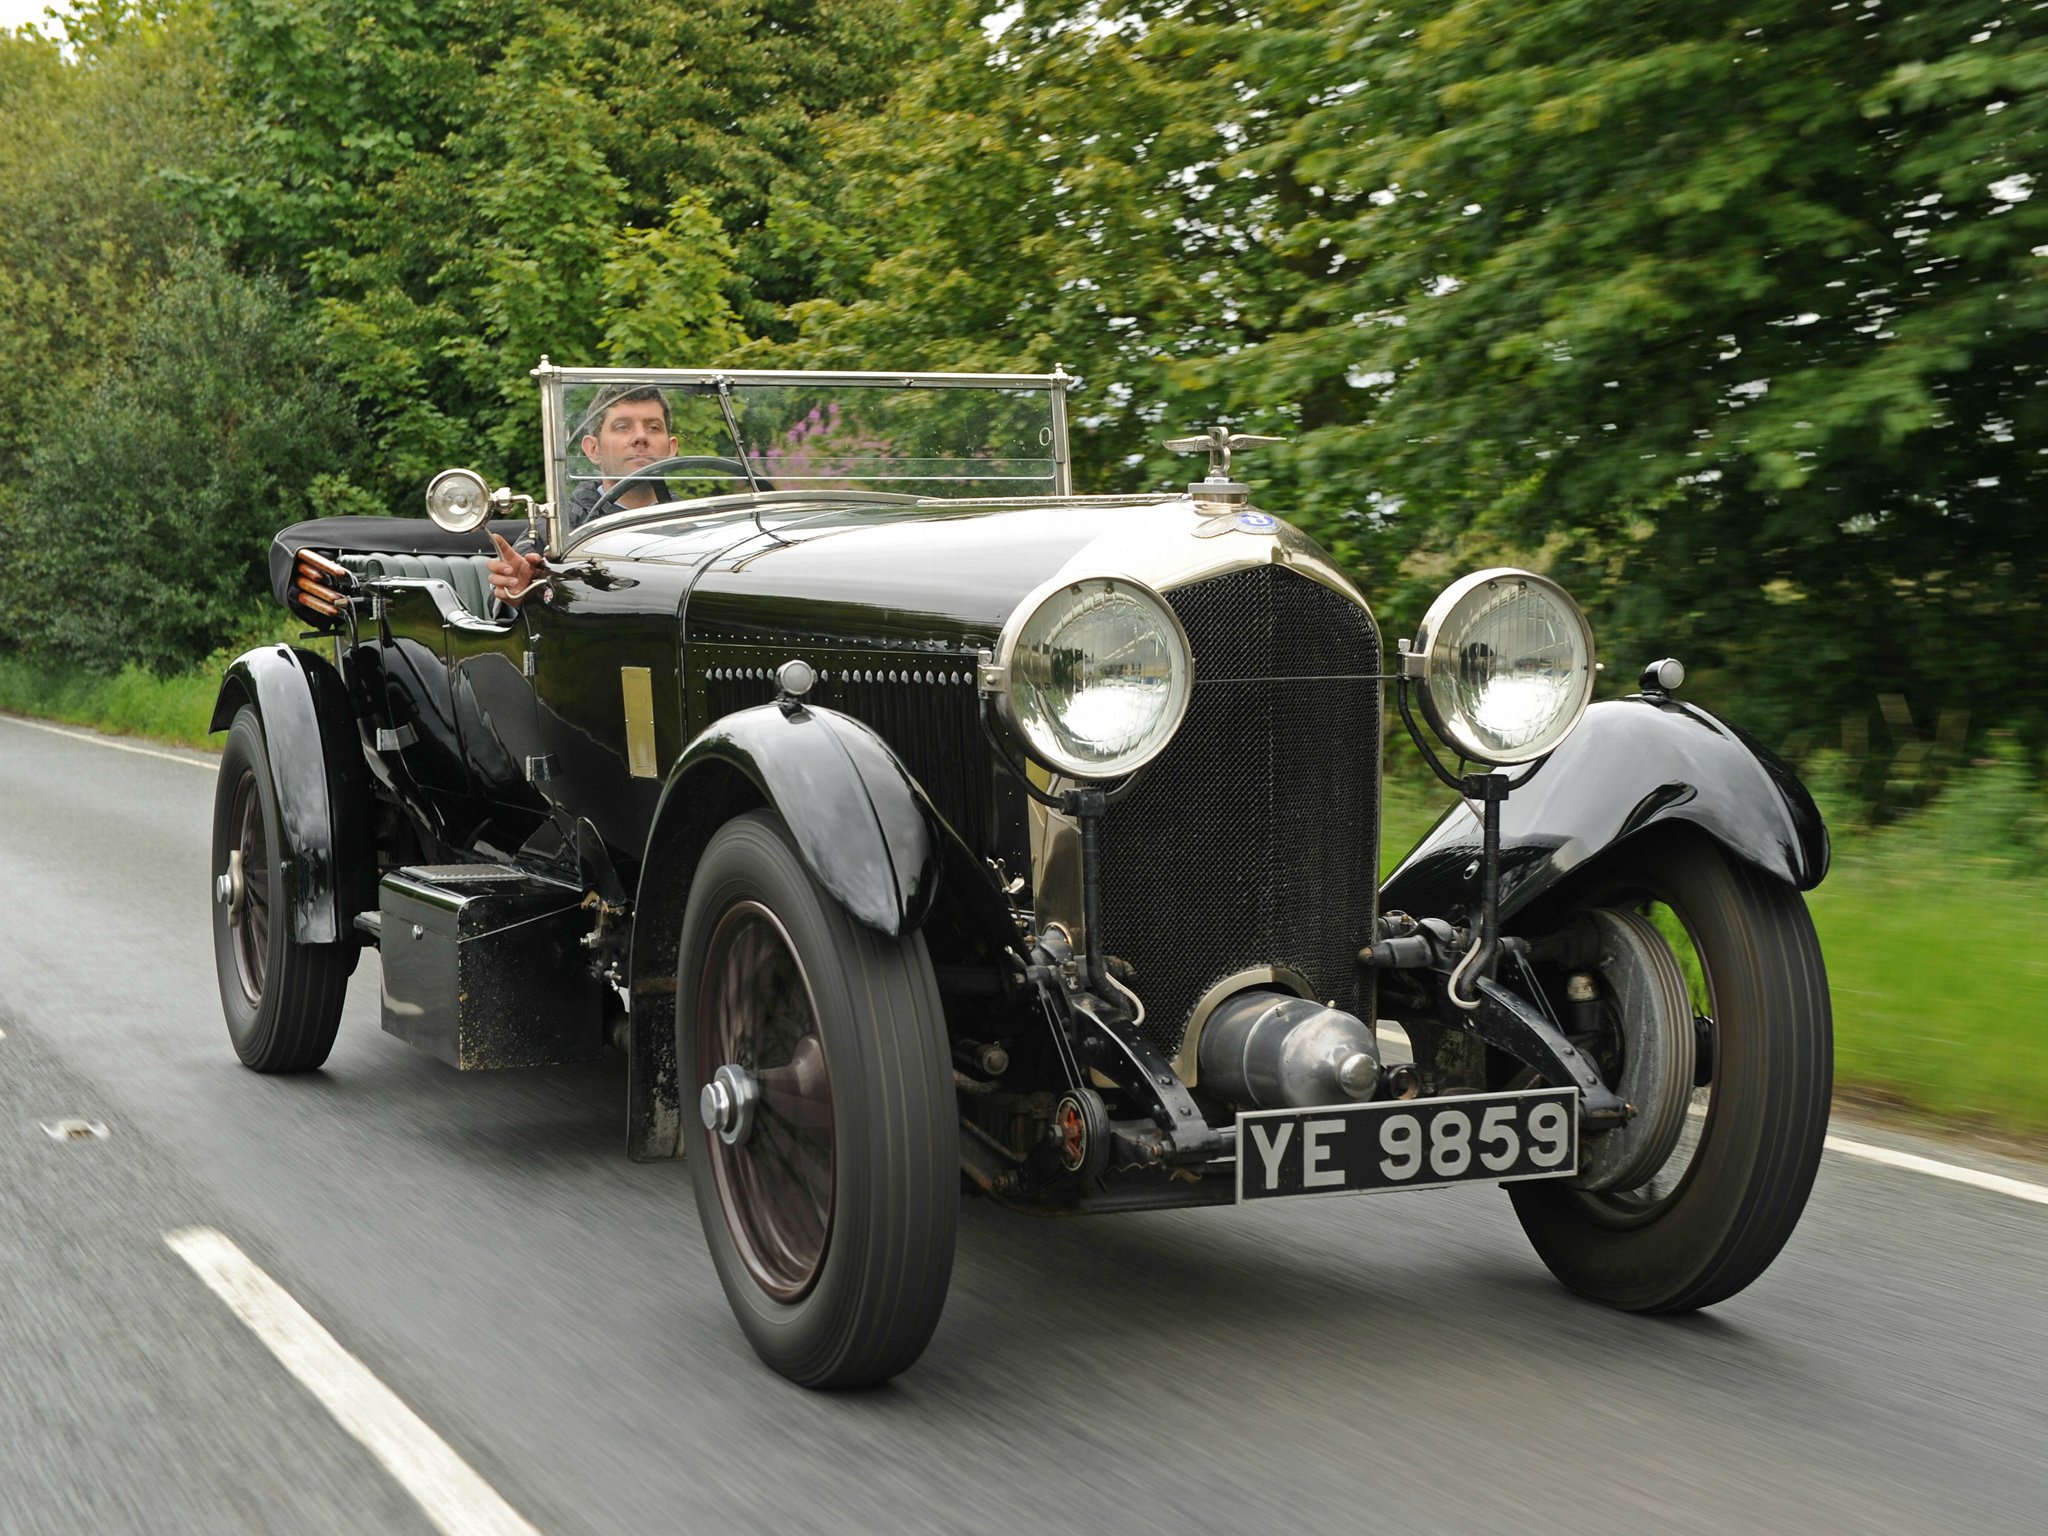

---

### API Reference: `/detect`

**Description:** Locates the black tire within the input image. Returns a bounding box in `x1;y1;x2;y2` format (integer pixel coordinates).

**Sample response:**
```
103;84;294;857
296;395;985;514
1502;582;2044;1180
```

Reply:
679;809;957;1388
210;707;352;1072
1509;832;1832;1312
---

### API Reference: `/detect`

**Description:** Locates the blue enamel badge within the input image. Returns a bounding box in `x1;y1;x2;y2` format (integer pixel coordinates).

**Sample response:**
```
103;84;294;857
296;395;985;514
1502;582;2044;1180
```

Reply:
1236;511;1278;533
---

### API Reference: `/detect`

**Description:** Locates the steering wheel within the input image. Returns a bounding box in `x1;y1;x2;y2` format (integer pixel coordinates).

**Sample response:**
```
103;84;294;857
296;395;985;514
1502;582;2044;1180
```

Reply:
586;455;758;520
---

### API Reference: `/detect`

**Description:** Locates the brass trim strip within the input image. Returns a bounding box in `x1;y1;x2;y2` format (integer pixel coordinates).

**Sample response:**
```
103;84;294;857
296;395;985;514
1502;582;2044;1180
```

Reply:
621;667;658;779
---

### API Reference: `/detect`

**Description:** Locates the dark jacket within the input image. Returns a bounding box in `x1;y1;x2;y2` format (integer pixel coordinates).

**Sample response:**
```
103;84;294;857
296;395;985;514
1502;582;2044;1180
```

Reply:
517;477;673;555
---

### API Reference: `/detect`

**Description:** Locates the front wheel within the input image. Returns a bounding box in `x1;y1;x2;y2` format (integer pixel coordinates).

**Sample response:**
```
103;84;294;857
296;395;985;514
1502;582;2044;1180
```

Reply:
1509;832;1832;1312
679;810;957;1388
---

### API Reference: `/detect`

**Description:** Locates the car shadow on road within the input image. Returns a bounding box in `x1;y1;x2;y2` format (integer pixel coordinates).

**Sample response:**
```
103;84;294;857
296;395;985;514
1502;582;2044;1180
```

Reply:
277;1025;1805;1429
906;1189;1781;1411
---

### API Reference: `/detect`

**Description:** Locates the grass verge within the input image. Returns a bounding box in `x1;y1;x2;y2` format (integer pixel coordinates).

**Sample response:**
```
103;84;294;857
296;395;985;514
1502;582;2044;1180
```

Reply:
0;624;297;750
1805;752;2048;1139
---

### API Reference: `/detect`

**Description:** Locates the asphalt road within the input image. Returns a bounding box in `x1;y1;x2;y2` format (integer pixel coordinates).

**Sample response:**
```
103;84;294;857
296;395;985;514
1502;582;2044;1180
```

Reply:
3;712;2044;1536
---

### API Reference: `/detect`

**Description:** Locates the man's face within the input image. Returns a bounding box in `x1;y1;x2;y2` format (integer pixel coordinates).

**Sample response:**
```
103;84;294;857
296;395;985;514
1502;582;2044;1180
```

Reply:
582;398;678;491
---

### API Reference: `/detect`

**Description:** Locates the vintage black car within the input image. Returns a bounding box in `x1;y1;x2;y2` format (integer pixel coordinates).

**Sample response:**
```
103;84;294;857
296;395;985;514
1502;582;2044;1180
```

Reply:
209;364;1831;1388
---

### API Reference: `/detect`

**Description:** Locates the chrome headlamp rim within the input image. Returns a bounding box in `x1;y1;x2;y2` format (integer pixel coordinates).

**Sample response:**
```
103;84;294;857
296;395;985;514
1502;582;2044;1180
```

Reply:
424;467;493;532
989;571;1194;781
1410;566;1596;766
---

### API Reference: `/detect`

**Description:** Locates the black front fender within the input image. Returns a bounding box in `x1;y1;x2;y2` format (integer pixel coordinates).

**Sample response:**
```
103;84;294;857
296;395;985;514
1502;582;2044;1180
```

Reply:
621;702;946;1161
210;645;373;946
646;702;942;937
1381;695;1829;924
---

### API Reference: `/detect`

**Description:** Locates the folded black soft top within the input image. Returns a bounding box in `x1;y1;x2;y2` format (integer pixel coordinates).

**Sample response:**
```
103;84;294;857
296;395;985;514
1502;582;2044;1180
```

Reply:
268;516;531;610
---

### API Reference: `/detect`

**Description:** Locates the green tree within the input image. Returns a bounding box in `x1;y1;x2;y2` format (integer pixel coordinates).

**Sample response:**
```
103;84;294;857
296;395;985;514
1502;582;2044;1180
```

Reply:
0;5;219;475
1237;0;2048;748
194;0;910;500
770;1;1353;542
0;250;366;674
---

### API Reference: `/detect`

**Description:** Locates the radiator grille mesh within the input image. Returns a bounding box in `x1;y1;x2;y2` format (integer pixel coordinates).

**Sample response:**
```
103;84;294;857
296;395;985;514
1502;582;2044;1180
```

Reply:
1099;565;1380;1052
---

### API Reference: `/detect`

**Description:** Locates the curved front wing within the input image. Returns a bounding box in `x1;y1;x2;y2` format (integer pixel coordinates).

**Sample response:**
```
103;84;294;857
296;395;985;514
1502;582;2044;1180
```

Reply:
1381;695;1829;925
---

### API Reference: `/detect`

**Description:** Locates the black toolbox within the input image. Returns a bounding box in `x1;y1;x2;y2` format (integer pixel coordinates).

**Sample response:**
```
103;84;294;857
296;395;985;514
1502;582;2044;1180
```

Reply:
376;865;604;1069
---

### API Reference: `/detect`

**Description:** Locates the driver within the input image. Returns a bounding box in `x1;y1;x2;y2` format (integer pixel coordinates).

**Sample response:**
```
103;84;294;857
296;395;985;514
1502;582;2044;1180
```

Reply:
487;384;678;608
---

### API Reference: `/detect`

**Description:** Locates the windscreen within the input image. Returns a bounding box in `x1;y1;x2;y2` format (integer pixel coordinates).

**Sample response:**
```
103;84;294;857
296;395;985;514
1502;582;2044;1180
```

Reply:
553;376;1062;515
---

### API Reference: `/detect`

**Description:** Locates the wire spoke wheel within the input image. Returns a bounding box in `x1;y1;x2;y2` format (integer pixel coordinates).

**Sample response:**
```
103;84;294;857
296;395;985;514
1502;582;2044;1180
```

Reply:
698;902;836;1302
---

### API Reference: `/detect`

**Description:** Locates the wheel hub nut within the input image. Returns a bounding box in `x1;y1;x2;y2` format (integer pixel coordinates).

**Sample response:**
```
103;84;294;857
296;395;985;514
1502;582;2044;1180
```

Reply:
699;1063;759;1146
217;852;247;919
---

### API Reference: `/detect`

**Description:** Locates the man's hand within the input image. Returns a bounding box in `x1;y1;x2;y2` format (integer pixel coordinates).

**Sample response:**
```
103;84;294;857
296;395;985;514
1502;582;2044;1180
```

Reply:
488;532;545;608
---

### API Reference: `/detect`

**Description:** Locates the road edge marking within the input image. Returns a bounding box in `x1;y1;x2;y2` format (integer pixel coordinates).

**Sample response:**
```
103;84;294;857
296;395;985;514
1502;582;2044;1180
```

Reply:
1385;1026;2047;1209
1;713;217;770
1823;1134;2048;1207
164;1227;545;1536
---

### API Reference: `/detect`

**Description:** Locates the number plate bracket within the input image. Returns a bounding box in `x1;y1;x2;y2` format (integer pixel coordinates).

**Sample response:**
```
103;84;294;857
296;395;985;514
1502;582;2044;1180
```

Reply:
1235;1087;1580;1202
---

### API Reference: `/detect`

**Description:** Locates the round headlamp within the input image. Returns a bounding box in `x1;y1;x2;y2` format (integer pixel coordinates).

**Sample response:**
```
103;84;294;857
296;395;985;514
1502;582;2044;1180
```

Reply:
425;468;492;532
1410;568;1595;765
994;575;1192;780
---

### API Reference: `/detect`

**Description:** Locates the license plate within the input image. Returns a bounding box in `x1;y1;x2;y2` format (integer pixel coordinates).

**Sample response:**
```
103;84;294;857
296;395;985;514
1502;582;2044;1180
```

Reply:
1235;1087;1579;1202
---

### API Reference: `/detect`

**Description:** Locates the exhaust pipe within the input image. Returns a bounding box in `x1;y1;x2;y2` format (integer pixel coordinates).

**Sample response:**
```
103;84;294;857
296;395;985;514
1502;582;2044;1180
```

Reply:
1198;991;1381;1110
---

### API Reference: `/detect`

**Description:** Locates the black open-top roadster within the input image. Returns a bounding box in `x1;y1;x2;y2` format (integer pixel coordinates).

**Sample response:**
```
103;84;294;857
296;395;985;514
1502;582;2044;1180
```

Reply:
210;364;1831;1386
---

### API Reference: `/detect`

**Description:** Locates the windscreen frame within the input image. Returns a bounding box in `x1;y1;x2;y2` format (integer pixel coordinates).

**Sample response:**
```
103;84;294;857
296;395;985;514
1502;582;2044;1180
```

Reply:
532;361;1073;554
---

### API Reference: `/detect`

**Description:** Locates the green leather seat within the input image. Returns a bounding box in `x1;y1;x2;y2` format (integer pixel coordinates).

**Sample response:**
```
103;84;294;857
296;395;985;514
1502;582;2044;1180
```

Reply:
343;552;500;617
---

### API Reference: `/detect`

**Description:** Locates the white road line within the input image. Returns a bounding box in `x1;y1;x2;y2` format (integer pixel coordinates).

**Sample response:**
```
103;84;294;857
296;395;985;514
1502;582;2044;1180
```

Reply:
1;713;217;770
1824;1134;2048;1206
1381;1025;2046;1207
164;1228;545;1536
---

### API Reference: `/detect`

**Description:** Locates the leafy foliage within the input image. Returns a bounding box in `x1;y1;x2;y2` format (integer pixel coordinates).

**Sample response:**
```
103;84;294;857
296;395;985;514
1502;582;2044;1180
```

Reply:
0;7;217;475
770;2;1356;539
192;0;909;498
0;250;366;674
1233;0;2048;748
